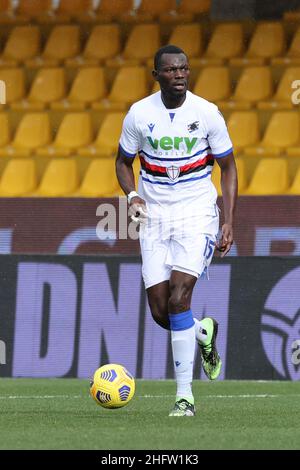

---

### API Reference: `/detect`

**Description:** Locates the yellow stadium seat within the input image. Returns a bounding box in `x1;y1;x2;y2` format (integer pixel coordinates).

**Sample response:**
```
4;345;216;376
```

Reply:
0;0;20;24
227;112;259;153
120;0;176;23
78;112;126;157
26;26;80;68
258;67;300;110
36;113;92;157
160;0;210;24
193;67;231;102
231;22;285;66
66;25;121;67
0;159;37;196
16;0;52;18
107;24;160;67
218;67;273;111
77;159;120;197
287;166;300;194
36;159;79;197
245;158;288;195
211;157;246;195
0;68;25;105
168;24;202;59
0;113;51;157
244;112;300;156
56;0;92;17
11;68;66;111
272;28;300;66
197;23;244;66
0;26;40;66
92;66;147;111
51;68;106;111
0;113;10;146
93;0;133;23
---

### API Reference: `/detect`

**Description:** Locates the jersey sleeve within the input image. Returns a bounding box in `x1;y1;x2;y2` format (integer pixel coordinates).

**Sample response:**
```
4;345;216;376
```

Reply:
206;105;233;158
119;107;140;158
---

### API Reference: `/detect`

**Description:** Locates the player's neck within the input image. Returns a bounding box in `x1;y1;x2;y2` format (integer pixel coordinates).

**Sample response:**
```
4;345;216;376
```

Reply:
161;92;187;109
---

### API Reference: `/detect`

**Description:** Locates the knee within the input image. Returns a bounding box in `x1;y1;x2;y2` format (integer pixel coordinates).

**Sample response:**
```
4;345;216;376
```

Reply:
168;284;191;313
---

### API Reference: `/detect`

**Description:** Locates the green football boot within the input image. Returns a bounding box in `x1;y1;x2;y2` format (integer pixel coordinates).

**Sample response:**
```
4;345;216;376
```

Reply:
198;317;222;380
169;398;195;417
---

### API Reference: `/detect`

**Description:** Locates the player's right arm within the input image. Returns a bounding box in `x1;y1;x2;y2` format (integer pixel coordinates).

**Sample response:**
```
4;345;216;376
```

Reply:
116;109;147;219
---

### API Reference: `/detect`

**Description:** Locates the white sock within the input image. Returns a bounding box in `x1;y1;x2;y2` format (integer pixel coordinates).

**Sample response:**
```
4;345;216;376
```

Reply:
194;318;208;343
171;325;195;400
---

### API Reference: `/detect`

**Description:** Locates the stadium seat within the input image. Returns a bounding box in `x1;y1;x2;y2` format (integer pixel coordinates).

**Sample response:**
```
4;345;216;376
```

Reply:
92;66;147;111
227;112;260;153
77;159;120;197
218;67;273;110
107;24;160;67
120;0;176;24
159;0;210;23
66;25;121;67
287;166;300;194
272;28;300;66
197;23;244;66
245;158;288;195
36;113;92;157
16;0;52;20
0;0;19;24
0;68;25;105
0;113;51;157
193;67;231;102
11;68;66;110
0;159;37;196
168;24;202;59
51;68;106;111
26;26;80;68
0;113;10;147
55;0;93;21
0;26;40;66
258;67;300;110
35;159;79;196
244;112;300;156
211;157;247;195
230;22;285;66
86;0;133;23
78;112;126;157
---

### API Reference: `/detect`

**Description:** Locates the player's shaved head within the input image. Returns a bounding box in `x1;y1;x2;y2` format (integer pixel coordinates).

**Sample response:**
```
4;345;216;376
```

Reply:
154;45;186;70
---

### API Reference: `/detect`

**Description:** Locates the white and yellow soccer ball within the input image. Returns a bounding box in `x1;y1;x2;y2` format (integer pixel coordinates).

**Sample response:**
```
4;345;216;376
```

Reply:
90;364;135;409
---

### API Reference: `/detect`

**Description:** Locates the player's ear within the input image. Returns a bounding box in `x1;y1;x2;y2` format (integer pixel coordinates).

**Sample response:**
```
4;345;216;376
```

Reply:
152;69;158;81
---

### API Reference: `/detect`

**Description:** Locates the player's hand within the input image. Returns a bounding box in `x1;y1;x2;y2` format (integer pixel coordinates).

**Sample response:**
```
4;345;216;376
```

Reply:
216;223;233;257
128;197;148;224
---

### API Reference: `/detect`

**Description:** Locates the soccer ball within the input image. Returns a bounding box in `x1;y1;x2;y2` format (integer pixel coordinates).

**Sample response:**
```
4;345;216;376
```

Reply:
89;363;135;409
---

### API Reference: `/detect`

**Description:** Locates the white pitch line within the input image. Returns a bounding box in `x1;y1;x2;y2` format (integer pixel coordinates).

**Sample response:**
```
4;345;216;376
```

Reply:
0;395;82;400
139;394;282;399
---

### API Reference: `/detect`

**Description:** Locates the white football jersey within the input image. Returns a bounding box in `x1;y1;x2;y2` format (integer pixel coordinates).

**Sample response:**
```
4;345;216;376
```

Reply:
119;90;233;206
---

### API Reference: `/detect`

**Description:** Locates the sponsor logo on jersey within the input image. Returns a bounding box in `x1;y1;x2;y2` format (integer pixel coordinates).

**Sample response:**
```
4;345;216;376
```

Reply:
187;121;199;133
147;136;198;154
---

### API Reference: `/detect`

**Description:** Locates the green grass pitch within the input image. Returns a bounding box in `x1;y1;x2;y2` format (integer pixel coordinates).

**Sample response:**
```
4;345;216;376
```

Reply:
0;379;300;450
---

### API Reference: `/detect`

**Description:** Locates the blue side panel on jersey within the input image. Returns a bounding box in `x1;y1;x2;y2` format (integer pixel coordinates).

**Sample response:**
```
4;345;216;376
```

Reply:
119;144;136;158
213;147;233;158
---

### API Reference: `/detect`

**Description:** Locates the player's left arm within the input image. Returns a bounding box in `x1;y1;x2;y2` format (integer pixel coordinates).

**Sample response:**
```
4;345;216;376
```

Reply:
216;152;238;257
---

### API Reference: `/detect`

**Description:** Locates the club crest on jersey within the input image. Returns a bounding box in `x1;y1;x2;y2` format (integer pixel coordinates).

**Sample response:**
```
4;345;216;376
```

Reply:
187;121;199;133
147;123;155;133
166;166;180;181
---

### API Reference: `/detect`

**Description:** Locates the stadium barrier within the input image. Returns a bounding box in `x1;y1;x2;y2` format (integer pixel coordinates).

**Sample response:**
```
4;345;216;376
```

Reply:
0;255;299;380
0;197;299;256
